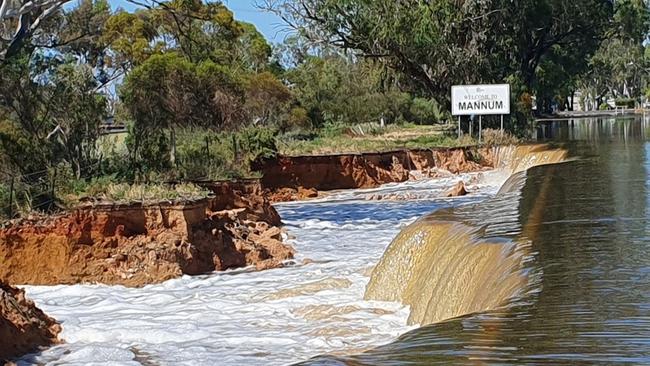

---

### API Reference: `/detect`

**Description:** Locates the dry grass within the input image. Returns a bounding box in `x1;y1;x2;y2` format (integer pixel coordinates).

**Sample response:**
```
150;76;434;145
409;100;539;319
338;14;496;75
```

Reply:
481;128;520;146
66;182;210;205
278;124;471;155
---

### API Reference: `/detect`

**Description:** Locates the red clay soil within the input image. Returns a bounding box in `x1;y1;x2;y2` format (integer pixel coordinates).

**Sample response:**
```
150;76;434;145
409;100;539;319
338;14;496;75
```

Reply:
444;181;469;197
0;185;294;287
265;187;319;203
252;147;495;192
202;178;320;204
202;179;282;225
0;282;60;362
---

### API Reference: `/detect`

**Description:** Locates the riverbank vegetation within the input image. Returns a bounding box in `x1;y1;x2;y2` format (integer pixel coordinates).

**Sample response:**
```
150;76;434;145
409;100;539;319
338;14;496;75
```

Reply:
0;0;648;217
278;124;467;155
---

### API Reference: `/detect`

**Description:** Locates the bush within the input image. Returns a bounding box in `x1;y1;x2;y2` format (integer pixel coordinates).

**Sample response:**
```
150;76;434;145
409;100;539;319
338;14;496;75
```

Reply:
173;126;277;180
280;107;312;132
0;183;11;218
124;126;172;179
237;126;278;159
318;123;348;138
409;97;446;124
614;98;635;108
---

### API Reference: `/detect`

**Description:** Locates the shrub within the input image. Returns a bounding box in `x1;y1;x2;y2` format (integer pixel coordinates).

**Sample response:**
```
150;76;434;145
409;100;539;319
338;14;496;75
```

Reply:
614;98;635;108
409;97;446;124
237;126;278;159
280;107;312;132
173;126;277;180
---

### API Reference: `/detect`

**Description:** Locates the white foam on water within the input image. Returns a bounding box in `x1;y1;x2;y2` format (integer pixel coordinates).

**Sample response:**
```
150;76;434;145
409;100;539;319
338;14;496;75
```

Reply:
18;173;501;366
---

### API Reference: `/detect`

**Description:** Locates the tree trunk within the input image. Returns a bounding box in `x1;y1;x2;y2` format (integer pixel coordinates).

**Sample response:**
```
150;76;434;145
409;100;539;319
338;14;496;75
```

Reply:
170;128;176;166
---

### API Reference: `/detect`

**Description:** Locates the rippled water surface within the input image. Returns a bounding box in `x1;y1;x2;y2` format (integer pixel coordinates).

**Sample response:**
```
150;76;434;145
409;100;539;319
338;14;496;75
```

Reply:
300;117;650;365
19;172;497;365
21;117;650;366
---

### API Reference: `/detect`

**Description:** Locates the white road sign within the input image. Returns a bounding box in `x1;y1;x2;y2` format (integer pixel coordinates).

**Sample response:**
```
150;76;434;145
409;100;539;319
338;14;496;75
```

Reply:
451;84;510;116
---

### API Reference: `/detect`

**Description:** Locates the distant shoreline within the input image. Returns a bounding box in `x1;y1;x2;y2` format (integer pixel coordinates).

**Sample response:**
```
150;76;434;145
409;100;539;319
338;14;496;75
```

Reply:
536;109;647;121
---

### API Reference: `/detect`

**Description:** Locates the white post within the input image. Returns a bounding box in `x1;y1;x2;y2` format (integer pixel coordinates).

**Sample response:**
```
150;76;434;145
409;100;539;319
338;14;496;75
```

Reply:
478;115;482;143
500;115;504;131
470;119;473;137
457;116;461;138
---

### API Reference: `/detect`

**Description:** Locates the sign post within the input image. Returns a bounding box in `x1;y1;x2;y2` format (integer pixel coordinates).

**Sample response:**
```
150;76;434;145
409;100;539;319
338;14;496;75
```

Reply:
451;84;511;141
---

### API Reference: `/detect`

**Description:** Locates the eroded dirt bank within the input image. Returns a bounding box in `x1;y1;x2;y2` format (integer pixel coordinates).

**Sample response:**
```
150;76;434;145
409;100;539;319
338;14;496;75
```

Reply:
253;147;495;193
0;282;60;362
0;184;294;287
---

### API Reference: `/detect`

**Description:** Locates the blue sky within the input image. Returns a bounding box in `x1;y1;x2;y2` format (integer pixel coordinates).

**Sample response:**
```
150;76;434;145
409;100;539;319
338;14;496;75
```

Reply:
105;0;287;43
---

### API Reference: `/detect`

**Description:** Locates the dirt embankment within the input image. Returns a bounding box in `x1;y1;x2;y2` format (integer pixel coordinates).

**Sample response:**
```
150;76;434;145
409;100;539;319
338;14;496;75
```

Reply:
0;147;494;361
0;282;61;362
0;182;294;287
253;147;495;196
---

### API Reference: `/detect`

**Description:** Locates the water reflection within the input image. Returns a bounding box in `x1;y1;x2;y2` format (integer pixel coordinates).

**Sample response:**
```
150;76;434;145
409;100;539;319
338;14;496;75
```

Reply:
298;117;650;365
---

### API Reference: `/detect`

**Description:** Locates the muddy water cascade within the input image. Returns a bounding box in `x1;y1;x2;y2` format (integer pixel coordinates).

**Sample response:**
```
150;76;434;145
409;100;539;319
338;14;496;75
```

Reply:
300;117;650;365
17;117;650;365
365;144;568;325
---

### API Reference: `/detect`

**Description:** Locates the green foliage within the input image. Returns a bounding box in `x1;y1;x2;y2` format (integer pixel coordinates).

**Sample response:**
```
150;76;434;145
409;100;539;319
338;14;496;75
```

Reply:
171;126;277;181
244;71;292;126
237;127;278;159
2;0;648;219
0;54;53;175
0;53;105;180
103;10;160;67
120;52;248;176
409;98;447;124
48;63;107;178
0;183;11;218
615;98;636;108
265;0;614;122
591;38;646;99
613;0;649;42
577;0;649;110
124;127;171;178
237;22;273;71
148;0;242;64
287;55;421;127
281;107;311;132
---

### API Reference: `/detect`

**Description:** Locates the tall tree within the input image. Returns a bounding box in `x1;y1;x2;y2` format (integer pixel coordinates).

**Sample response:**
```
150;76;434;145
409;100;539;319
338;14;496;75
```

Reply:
577;0;649;109
0;0;70;62
262;0;614;119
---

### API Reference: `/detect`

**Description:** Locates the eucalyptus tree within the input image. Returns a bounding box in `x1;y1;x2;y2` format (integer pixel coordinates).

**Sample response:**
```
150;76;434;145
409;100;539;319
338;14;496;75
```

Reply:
0;0;112;180
0;0;70;62
578;0;649;109
115;1;290;174
261;0;614;120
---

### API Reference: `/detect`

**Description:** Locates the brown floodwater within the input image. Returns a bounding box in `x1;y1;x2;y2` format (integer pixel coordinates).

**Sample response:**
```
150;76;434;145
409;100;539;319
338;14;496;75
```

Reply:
296;117;650;365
